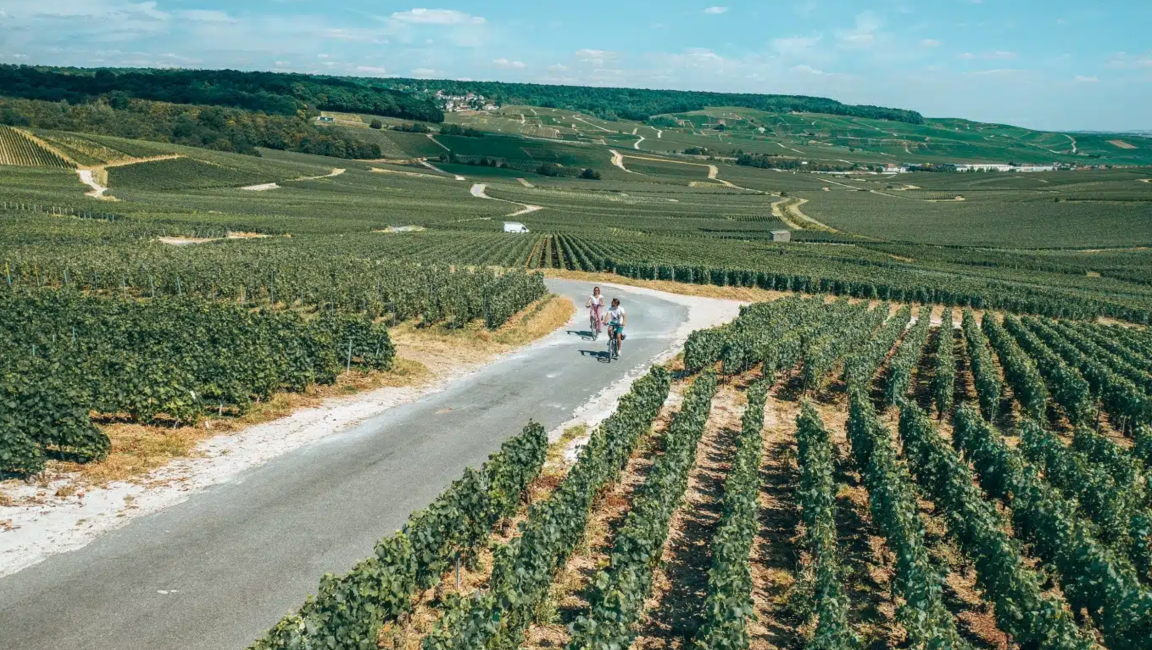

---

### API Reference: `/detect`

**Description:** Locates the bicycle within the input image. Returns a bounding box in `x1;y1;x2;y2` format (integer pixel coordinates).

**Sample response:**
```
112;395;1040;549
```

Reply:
607;324;620;360
589;306;602;340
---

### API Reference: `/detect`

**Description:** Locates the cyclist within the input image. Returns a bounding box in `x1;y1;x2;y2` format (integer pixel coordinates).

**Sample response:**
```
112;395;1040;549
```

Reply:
605;297;627;357
586;286;604;339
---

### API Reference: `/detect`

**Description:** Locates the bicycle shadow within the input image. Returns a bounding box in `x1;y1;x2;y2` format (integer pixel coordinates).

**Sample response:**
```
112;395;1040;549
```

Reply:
566;329;602;342
579;349;613;363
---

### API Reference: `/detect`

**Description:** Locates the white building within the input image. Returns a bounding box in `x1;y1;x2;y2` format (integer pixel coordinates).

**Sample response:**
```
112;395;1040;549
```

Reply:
504;222;530;233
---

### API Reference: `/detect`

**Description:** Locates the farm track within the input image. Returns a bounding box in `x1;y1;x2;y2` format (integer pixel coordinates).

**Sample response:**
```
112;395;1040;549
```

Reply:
615;152;754;191
470;183;543;218
0;280;712;650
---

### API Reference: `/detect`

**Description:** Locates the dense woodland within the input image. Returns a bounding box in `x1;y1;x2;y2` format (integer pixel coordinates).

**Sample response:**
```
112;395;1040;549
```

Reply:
0;97;380;159
0;66;444;123
381;78;925;124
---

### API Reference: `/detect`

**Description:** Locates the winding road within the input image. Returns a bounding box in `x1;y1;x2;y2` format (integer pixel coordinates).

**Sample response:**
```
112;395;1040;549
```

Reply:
0;280;700;650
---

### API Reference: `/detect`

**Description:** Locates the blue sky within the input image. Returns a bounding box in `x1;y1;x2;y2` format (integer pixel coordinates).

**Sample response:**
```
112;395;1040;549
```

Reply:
1;1;1149;131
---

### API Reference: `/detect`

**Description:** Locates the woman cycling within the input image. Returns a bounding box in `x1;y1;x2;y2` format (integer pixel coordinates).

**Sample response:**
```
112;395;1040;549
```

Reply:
605;297;627;357
586;286;604;339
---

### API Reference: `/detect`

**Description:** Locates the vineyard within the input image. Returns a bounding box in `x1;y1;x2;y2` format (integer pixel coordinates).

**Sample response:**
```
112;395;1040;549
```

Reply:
0;264;546;476
223;293;1152;650
0;126;72;168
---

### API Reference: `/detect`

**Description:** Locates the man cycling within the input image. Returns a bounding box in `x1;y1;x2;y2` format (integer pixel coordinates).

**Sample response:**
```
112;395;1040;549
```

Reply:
586;286;604;339
605;297;627;357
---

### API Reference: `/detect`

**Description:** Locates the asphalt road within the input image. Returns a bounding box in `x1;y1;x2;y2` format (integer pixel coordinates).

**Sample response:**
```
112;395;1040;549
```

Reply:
0;279;688;650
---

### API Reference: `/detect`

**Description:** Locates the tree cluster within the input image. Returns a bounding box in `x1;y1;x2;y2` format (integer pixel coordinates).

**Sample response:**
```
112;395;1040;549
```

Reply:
382;77;924;124
0;65;444;122
0;96;380;159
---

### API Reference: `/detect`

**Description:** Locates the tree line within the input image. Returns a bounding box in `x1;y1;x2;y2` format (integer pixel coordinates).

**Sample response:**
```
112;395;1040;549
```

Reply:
0;65;444;123
0;97;380;159
381;78;924;124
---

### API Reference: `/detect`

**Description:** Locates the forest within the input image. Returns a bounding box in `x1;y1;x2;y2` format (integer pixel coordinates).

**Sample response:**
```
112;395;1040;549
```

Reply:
0;66;444;123
381;78;925;123
0;97;381;159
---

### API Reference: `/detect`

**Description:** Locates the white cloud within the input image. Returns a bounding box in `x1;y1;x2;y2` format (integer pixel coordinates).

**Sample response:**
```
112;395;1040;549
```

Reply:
178;10;233;24
493;58;526;69
959;51;1016;60
1107;52;1152;69
703;6;729;14
835;12;882;49
921;39;942;47
575;49;617;65
389;9;485;25
411;67;439;77
357;65;388;75
548;63;568;71
1074;75;1098;83
771;34;822;57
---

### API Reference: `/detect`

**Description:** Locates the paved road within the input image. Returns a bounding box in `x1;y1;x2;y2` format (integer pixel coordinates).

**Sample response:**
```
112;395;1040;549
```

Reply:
0;279;687;650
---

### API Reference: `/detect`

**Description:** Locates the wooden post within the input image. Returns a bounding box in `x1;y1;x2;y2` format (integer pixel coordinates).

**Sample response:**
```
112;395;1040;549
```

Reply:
346;339;353;373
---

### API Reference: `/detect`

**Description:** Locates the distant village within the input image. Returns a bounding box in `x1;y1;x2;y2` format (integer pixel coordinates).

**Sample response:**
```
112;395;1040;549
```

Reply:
434;90;498;112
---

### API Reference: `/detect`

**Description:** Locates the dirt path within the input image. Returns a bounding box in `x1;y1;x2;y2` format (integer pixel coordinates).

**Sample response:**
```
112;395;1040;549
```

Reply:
609;149;637;174
636;378;746;650
776;198;838;232
419;159;466;180
370;167;455;181
240;183;279;191
470;182;543;217
517;177;535;188
619;153;751;190
76;169;112;200
425;133;451;151
1064;133;1078;154
634;134;646;150
573;115;612;133
1139;179;1151;184
289;168;345;182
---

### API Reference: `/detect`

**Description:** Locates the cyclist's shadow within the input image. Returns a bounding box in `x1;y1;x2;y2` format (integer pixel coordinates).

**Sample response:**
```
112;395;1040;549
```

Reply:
566;329;600;342
578;349;613;363
567;329;612;362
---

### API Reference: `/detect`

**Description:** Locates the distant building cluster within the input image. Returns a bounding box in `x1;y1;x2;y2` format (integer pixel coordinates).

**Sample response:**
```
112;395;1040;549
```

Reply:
435;91;498;112
954;163;1062;173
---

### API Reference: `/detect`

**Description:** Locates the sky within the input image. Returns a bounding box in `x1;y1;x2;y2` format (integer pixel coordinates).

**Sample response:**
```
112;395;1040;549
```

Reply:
0;1;1149;131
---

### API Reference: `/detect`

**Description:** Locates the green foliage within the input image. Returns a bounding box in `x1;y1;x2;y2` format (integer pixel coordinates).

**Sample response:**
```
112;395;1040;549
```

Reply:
380;77;923;123
982;315;1049;420
1021;422;1151;580
692;379;768;650
1028;318;1152;432
951;407;1152;650
845;392;967;649
422;367;672;650
897;403;1093;650
0;65;443;122
440;124;485;138
0;125;72;168
884;307;932;406
794;403;858;650
0;96;381;159
802;300;886;392
1002;315;1095;425
932;311;957;418
568;371;718;650
961;309;1001;421
843;304;910;389
250;421;546;650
